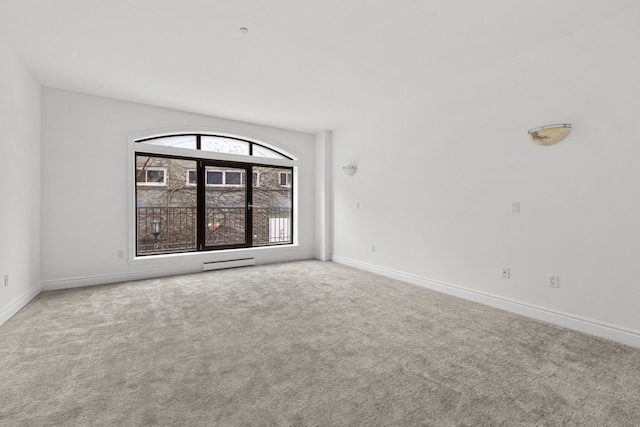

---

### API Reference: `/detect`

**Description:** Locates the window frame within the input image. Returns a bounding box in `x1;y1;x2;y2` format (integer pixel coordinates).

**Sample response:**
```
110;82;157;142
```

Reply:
200;160;253;251
130;133;296;259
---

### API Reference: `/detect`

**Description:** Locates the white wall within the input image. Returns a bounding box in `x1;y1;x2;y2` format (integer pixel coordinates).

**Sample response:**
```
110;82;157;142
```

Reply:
0;37;41;324
41;89;316;289
333;10;640;347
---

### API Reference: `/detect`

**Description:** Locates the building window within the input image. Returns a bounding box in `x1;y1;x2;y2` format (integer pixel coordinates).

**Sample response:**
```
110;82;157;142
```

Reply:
207;170;224;185
188;169;254;186
136;167;167;186
134;134;294;256
187;170;197;185
279;172;292;187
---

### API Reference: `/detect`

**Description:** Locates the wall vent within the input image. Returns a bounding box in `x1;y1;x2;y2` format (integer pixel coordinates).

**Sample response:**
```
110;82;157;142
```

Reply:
203;258;255;271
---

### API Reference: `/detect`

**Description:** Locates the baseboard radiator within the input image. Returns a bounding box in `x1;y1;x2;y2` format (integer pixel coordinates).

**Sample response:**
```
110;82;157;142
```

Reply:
203;258;255;271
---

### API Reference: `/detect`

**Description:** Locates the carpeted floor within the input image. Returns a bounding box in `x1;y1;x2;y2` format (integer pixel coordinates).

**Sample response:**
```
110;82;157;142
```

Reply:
1;260;639;426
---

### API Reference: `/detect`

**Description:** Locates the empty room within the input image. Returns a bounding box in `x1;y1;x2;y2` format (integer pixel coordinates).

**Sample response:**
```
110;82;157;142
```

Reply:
1;1;640;425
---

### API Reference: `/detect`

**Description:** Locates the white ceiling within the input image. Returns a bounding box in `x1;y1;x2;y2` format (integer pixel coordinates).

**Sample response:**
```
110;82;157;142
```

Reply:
1;0;638;133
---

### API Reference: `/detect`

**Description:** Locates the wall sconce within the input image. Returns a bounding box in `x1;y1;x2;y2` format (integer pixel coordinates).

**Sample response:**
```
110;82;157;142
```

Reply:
528;124;572;146
342;165;357;176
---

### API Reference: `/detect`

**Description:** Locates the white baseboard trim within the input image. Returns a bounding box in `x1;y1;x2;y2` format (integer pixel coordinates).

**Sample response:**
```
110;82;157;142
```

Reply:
41;268;195;291
314;252;329;262
333;256;640;349
41;252;316;291
0;282;42;327
258;251;316;266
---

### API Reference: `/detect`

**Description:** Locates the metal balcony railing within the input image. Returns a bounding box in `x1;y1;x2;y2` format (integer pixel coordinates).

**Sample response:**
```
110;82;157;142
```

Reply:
137;206;291;255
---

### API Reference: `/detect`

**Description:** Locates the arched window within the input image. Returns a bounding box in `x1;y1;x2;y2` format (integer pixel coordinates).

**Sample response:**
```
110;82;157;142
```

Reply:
133;134;294;256
137;134;292;159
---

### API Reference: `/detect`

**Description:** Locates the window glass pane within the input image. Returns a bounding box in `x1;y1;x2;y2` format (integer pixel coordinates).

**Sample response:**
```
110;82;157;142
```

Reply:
139;135;197;149
253;144;287;159
226;171;242;185
253;172;259;187
252;166;293;245
147;170;165;183
207;171;223;185
201;136;250;155
205;166;247;247
136;155;198;255
187;170;197;185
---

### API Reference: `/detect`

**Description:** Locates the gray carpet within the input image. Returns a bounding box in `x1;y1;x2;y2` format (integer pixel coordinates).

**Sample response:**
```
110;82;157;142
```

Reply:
1;260;639;426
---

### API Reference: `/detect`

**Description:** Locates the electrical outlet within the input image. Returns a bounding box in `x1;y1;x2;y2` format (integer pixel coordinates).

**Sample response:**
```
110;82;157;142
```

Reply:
117;250;124;259
501;267;510;279
4;274;8;287
371;245;376;253
549;275;560;288
512;202;520;213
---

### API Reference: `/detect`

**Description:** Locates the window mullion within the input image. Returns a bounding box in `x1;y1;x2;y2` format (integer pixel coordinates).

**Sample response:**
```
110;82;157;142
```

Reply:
197;160;205;251
247;165;253;246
